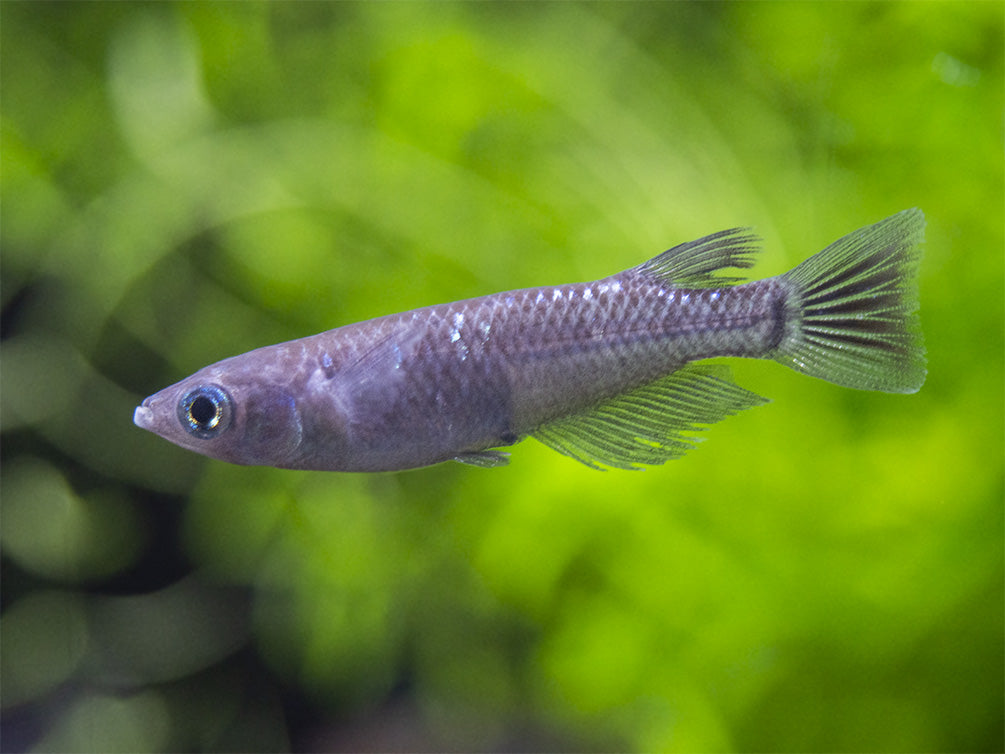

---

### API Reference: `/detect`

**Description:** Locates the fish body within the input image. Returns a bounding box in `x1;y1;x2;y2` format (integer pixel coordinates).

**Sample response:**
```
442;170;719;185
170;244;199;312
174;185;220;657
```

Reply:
134;209;925;471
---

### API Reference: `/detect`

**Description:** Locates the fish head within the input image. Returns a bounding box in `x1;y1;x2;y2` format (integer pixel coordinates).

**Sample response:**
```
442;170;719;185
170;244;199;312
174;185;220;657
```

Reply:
134;360;305;468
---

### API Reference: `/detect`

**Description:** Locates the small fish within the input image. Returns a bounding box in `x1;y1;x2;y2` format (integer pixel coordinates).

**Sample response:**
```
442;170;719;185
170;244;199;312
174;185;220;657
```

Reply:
134;209;925;471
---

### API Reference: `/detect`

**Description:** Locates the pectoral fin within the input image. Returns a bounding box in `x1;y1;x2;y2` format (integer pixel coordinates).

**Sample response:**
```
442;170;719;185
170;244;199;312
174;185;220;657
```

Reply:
453;450;511;467
531;364;768;470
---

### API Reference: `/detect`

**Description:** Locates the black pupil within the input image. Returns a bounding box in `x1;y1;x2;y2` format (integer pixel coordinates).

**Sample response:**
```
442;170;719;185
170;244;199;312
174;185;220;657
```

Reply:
190;395;218;426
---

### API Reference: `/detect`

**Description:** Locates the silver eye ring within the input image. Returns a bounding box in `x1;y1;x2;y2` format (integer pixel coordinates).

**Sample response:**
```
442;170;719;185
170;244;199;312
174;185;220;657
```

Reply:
178;384;232;438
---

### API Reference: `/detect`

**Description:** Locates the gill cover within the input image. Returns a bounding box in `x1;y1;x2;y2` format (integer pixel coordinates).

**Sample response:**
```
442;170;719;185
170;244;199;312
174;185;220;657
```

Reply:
231;384;305;466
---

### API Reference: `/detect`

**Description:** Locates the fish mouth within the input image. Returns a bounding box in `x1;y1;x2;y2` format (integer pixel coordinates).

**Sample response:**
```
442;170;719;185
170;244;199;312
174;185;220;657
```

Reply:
133;400;155;430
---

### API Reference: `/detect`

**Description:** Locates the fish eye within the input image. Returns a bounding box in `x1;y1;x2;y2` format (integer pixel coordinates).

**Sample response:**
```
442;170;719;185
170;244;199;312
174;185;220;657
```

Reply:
178;384;232;438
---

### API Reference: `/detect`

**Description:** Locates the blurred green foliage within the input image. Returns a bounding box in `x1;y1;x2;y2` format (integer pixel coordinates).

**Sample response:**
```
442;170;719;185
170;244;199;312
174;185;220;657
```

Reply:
2;2;1002;752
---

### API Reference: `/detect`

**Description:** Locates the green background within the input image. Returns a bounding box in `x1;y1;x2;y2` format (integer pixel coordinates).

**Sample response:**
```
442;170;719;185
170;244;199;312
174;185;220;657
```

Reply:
2;2;1002;751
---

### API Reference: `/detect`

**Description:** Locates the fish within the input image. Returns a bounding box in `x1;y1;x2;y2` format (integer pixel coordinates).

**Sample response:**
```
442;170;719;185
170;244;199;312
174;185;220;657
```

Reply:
133;209;925;472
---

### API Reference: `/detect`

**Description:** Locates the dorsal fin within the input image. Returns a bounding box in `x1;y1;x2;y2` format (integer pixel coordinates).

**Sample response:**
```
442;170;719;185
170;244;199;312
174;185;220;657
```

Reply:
531;363;768;470
638;228;761;287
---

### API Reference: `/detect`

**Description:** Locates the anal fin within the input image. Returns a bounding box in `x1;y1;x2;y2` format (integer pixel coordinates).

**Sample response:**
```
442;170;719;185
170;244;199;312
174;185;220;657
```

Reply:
532;364;768;470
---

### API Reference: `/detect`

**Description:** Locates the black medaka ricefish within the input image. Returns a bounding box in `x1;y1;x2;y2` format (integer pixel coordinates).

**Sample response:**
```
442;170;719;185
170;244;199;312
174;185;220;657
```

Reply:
134;209;925;471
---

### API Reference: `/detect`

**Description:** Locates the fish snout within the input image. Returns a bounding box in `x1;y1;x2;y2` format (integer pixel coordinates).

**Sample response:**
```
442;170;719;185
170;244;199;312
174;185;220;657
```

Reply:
133;399;155;430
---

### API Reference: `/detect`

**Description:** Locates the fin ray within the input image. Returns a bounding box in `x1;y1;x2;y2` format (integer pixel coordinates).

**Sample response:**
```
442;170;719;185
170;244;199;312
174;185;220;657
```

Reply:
638;228;761;287
532;364;769;470
776;208;926;393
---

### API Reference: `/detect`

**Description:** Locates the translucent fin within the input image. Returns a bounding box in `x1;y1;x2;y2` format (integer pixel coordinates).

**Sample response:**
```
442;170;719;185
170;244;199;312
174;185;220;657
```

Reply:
531;364;768;470
637;228;761;287
453;450;511;468
342;325;423;387
776;209;926;393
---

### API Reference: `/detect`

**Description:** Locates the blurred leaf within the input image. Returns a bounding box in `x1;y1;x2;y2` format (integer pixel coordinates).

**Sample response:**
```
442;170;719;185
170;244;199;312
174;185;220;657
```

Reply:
0;591;88;709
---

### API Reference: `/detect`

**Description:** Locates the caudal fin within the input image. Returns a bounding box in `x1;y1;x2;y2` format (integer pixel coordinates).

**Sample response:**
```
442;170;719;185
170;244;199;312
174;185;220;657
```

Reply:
776;209;926;393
